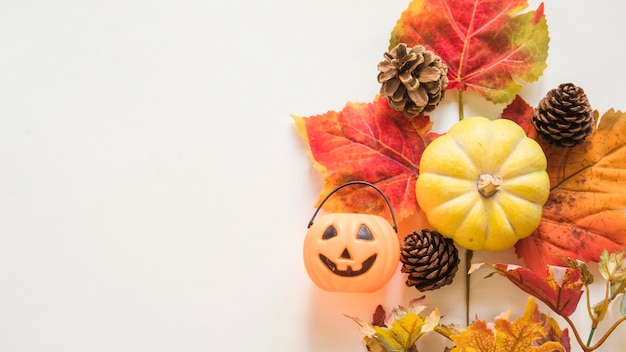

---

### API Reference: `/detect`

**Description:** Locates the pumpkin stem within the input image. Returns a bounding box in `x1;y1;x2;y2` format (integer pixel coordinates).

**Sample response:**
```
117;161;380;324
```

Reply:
477;174;503;197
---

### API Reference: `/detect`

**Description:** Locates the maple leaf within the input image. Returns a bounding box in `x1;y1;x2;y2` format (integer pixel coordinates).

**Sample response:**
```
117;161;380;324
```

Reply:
450;297;567;352
372;309;440;351
540;313;571;352
503;97;626;273
599;247;626;282
390;0;549;104
470;263;583;317
501;94;538;138
293;96;432;220
347;297;442;352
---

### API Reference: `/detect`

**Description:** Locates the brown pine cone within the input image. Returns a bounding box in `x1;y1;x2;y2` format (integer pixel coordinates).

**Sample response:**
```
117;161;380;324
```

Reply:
377;43;448;118
532;82;594;147
400;229;459;291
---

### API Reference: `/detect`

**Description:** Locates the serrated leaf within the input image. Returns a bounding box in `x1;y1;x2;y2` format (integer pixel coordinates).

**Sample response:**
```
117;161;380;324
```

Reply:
470;263;583;317
293;96;432;220
503;97;626;273
557;256;594;286
610;280;626;299
450;298;566;352
390;0;549;104
541;313;571;352
364;337;388;352
501;95;538;138
599;250;611;280
599;247;626;282
374;313;430;351
376;303;438;351
350;300;441;352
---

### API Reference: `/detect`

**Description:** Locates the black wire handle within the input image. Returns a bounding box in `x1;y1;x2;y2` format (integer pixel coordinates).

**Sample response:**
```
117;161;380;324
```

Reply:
306;181;397;233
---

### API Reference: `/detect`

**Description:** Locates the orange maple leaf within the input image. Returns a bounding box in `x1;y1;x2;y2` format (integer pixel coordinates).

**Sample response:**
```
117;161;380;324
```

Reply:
503;97;626;273
293;96;433;221
450;297;566;352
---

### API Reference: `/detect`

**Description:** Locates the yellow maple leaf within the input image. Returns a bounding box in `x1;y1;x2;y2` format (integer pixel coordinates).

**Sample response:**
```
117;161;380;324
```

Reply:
450;298;565;352
348;299;445;352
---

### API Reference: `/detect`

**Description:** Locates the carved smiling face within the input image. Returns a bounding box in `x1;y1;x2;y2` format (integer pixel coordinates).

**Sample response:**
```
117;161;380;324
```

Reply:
318;223;377;277
303;213;400;292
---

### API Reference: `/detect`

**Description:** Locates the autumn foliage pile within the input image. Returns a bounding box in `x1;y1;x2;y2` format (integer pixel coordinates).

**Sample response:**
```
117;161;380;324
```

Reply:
294;0;626;351
293;0;626;276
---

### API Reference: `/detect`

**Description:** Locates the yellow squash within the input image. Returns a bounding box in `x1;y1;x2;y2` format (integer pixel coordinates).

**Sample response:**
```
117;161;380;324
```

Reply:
416;116;550;251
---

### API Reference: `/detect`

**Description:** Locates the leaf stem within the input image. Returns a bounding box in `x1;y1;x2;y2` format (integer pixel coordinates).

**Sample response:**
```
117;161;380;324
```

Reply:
584;278;612;347
566;314;626;352
588;316;626;350
587;328;596;347
597;279;611;326
465;249;473;326
585;283;594;320
458;91;465;120
562;315;590;352
562;280;626;351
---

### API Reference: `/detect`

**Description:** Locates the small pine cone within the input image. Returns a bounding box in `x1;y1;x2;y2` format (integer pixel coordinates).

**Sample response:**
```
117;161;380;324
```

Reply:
400;229;459;291
377;43;449;118
532;82;594;147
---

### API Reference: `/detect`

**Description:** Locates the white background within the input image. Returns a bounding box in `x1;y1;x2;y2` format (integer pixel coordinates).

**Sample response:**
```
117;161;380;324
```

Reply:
1;1;625;351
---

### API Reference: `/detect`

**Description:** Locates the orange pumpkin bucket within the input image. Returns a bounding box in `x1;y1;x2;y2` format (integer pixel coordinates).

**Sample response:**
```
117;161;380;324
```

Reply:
303;181;400;293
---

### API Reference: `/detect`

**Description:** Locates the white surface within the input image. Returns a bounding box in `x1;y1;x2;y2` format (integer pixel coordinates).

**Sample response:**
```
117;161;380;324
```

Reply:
1;1;625;351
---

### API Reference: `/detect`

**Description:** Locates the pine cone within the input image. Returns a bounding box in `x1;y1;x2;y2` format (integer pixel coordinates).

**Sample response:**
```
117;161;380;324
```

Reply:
377;43;448;118
400;229;459;291
532;82;594;147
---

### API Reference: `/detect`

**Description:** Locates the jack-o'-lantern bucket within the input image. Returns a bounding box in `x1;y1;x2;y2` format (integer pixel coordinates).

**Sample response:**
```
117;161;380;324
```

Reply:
303;181;400;292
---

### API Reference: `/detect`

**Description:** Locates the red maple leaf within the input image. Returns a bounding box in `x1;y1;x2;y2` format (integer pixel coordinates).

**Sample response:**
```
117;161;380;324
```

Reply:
471;263;584;317
503;96;626;273
293;96;432;221
390;0;549;104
